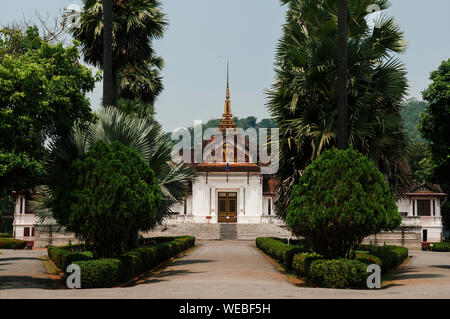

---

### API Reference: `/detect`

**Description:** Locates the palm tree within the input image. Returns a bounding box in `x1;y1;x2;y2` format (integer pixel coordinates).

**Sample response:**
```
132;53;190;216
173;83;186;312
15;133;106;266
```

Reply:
103;0;114;106
37;107;194;234
337;0;348;149
267;0;411;218
119;55;164;107
71;0;167;104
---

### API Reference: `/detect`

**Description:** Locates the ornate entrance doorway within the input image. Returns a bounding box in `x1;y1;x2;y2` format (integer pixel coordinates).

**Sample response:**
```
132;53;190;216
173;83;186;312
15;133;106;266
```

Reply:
218;192;237;223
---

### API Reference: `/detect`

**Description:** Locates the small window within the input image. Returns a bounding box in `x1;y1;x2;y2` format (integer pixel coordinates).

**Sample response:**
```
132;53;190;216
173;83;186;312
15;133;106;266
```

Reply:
24;227;30;237
399;212;407;217
268;199;272;216
31;227;35;237
417;200;431;216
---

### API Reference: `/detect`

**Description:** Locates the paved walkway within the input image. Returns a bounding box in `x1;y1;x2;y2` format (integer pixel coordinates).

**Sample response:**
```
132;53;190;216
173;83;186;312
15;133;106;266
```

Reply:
0;249;53;291
0;242;449;298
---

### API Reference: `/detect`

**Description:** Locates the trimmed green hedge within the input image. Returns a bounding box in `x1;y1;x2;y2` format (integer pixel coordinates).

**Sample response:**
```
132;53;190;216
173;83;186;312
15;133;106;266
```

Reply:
354;251;382;269
120;236;195;281
309;259;368;289
0;233;12;238
47;246;93;271
73;259;121;288
47;244;93;271
431;242;450;252
256;237;308;270
292;252;322;277
257;238;409;289
359;244;408;271
0;238;27;249
49;236;196;289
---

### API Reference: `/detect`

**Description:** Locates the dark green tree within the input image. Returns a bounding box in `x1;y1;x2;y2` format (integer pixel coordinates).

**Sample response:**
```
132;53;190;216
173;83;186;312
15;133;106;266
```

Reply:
267;0;411;218
49;141;162;258
401;99;428;143
286;147;401;259
418;59;450;230
0;27;98;231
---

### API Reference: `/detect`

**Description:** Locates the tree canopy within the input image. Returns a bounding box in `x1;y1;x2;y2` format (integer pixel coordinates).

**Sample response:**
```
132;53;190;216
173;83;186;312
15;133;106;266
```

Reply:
267;0;411;218
0;26;98;204
419;59;450;229
71;0;167;107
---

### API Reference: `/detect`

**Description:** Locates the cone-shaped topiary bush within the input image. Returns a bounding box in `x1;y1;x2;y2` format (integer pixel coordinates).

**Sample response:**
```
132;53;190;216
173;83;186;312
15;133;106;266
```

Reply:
51;140;162;258
286;147;401;259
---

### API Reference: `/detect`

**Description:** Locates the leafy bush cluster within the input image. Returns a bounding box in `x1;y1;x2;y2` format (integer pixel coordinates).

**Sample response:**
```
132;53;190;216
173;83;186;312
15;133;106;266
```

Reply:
431;242;450;252
257;237;409;289
0;238;27;249
292;252;322;277
256;237;308;270
309;259;368;289
354;251;382;269
359;244;408;272
73;259;122;289
48;236;195;289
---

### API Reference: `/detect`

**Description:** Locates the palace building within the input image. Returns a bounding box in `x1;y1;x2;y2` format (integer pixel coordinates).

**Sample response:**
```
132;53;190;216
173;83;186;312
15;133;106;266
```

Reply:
11;69;447;246
167;68;281;226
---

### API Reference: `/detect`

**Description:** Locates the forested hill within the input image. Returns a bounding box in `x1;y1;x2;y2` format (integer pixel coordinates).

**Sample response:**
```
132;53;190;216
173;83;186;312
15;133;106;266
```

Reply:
166;116;277;141
401;99;428;143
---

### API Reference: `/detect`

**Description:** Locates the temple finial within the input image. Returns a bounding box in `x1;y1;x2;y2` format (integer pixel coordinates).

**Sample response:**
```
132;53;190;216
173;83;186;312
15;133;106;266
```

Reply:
226;61;230;99
219;61;236;132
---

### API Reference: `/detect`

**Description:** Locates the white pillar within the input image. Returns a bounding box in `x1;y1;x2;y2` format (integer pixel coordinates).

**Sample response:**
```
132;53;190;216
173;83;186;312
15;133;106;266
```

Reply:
408;198;413;217
211;187;216;216
239;186;244;215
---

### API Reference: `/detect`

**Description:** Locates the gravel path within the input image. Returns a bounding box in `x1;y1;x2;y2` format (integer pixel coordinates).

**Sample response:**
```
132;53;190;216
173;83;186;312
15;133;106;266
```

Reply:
0;242;449;298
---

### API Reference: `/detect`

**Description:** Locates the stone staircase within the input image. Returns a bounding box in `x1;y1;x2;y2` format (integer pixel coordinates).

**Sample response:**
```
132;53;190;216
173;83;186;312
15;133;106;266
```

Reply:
143;223;293;241
220;224;238;240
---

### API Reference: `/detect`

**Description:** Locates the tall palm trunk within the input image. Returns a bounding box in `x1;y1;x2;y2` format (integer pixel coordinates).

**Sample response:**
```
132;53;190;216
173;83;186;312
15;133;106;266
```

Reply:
337;0;348;149
103;0;115;107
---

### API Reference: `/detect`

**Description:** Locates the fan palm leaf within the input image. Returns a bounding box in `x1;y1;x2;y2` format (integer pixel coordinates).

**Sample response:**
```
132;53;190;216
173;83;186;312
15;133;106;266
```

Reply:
37;107;194;226
267;0;412;218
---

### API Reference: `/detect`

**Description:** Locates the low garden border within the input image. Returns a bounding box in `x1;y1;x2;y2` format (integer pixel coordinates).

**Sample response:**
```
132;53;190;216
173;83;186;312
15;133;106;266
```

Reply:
0;238;27;249
256;237;409;289
47;236;195;288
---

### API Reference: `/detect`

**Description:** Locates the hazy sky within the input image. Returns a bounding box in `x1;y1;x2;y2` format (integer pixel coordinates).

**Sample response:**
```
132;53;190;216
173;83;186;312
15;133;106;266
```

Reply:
1;0;449;132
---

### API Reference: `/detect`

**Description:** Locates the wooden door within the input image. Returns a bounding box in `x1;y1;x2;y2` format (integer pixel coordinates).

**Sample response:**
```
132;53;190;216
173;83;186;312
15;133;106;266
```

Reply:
218;192;237;223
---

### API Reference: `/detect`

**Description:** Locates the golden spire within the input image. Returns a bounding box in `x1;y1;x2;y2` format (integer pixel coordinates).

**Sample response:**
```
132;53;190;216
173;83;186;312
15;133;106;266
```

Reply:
219;61;236;132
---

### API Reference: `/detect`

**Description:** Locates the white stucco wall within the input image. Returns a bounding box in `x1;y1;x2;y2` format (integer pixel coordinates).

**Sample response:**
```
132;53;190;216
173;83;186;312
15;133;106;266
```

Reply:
190;172;268;224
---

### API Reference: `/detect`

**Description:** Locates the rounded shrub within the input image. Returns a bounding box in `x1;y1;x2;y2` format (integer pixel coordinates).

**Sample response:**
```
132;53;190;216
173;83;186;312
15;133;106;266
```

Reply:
354;251;382;269
286;147;401;259
74;259;121;288
292;252;323;277
309;259;367;289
